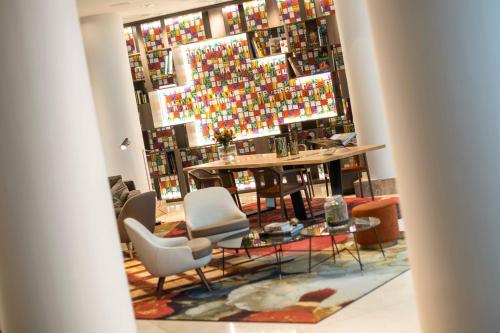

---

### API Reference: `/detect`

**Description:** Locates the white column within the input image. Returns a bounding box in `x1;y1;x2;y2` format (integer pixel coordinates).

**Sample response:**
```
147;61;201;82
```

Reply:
366;0;500;331
0;1;136;332
81;14;149;192
335;0;395;180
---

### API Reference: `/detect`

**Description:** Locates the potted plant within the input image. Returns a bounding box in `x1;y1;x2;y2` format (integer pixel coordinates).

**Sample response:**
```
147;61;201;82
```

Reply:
214;127;237;163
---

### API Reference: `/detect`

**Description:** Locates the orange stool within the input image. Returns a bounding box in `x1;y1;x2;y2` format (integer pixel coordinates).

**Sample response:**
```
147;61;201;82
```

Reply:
352;200;400;248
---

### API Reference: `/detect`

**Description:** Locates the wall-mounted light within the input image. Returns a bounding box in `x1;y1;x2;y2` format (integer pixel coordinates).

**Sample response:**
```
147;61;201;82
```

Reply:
120;138;131;150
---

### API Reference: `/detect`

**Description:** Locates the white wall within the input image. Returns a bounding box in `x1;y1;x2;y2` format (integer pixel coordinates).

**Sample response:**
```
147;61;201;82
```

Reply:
81;13;149;192
335;0;395;180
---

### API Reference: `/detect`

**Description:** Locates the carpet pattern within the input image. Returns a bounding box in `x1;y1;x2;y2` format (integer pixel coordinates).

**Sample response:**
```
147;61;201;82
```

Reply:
127;197;407;323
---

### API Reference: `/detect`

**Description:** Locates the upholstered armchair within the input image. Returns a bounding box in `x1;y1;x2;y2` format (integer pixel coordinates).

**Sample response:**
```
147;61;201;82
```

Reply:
184;187;249;243
124;218;213;297
108;175;141;218
117;191;156;258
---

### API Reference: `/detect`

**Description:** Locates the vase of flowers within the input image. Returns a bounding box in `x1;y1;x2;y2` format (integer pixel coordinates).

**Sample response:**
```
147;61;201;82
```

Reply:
214;128;237;163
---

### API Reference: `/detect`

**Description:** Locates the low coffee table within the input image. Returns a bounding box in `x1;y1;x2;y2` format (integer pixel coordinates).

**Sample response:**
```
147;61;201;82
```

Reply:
300;217;385;271
217;229;306;277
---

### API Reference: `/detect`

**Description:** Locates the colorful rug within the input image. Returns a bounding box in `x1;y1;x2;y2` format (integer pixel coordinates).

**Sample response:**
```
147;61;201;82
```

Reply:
128;196;407;323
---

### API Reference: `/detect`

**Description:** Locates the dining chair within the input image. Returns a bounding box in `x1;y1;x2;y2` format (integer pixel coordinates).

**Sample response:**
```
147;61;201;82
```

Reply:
251;167;314;226
188;169;242;209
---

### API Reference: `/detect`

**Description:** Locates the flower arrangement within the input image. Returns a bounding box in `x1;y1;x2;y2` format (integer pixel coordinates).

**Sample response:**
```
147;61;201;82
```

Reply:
214;127;235;150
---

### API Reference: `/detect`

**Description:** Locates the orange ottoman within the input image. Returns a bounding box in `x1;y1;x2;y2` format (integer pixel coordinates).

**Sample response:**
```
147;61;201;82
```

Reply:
352;199;400;248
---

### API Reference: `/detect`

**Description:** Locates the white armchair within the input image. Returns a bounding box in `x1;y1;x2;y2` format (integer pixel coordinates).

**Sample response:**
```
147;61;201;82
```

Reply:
184;187;250;243
124;218;213;297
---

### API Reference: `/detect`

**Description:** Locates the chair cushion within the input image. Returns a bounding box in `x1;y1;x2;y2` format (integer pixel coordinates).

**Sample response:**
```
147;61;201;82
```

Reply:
190;218;249;239
185;238;212;259
111;178;129;207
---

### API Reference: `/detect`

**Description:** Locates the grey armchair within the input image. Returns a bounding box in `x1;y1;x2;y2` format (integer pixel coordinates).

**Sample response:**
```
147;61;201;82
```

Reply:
109;175;141;218
117;191;157;258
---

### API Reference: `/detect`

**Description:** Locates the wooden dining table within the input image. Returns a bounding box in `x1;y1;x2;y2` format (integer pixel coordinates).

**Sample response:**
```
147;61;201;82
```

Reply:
184;144;385;220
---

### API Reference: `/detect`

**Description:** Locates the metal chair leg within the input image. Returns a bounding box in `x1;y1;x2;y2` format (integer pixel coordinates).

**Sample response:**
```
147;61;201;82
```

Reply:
156;277;165;298
359;172;364;198
256;193;262;226
323;164;330;196
304;187;314;220
195;268;212;291
235;192;242;209
280;195;289;221
363;153;375;200
307;169;315;197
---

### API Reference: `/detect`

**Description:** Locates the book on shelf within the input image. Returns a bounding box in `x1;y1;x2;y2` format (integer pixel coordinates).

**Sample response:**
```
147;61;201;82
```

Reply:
279;39;289;53
164;51;174;75
268;37;282;55
251;38;265;58
318;24;328;47
288;57;303;77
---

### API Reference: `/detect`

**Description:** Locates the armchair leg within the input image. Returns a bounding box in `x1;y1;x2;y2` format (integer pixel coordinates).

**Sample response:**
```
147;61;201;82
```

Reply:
195;268;212;291
127;243;134;259
156;277;165;298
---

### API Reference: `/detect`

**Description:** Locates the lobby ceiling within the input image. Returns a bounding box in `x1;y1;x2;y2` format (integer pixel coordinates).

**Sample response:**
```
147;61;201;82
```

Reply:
77;0;232;23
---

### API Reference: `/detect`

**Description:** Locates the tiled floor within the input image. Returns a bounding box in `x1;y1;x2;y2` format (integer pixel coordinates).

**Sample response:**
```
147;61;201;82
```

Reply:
142;184;420;332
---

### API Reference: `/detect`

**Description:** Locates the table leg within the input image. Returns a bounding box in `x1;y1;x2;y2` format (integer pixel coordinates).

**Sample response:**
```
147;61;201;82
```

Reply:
308;237;312;273
328;159;343;195
222;248;225;276
274;245;282;278
373;228;386;259
353;235;363;271
332;234;341;257
330;235;336;264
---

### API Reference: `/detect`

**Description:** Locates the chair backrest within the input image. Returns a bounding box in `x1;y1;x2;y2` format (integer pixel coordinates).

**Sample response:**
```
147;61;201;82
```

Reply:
251;168;281;193
124;218;161;275
184;187;244;230
188;169;221;189
117;191;156;244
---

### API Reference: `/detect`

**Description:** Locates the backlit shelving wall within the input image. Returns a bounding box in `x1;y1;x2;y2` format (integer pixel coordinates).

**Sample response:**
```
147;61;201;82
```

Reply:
156;33;336;144
123;0;346;200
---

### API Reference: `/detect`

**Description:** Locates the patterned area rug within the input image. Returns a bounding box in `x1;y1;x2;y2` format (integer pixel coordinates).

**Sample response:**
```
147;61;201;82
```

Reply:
127;197;407;323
